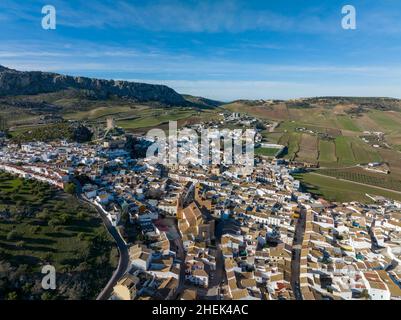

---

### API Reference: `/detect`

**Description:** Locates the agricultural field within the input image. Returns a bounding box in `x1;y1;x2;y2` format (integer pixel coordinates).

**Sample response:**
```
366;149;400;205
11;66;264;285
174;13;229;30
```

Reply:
117;108;196;130
296;134;318;164
224;102;289;120
316;167;401;192
225;100;401;198
378;149;401;177
278;132;301;160
255;147;282;157
335;115;361;132
293;172;401;203
318;140;337;165
63;105;146;121
368;111;401;133
64;105;204;131
334;136;356;165
349;137;382;164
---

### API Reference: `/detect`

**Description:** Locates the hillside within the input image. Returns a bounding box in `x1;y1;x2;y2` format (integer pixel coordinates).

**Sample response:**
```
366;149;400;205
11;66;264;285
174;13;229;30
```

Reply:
0;66;225;133
223;97;401;198
0;172;117;300
182;95;223;109
11;122;93;143
0;65;187;106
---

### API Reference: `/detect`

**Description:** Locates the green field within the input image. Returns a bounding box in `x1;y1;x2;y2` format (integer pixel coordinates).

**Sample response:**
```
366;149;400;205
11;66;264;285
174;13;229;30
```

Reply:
335;137;356;165
279;132;301;160
64;105;214;132
0;173;117;300
318;140;337;164
350;137;382;164
293;172;401;203
117;109;197;130
368;111;401;133
272;120;381;167
336;115;361;132
64;106;137;121
317;167;401;192
255;147;282;157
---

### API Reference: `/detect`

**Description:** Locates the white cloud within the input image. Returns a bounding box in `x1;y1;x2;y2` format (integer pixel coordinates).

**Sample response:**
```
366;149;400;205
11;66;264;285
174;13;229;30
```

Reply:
125;79;401;101
0;0;337;34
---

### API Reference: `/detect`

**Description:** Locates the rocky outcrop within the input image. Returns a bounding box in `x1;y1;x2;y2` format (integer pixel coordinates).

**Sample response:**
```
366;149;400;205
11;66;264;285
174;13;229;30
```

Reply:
0;65;187;106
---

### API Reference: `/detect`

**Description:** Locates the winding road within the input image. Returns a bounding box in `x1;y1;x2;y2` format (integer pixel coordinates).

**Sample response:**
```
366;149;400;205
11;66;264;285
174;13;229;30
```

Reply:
80;196;130;300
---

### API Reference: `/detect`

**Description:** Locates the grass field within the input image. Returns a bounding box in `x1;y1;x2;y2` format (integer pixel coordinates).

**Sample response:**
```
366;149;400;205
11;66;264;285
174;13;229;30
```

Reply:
63;105;139;121
368;111;401;133
255;147;282;157
279;132;301;160
351;137;382;164
336;115;361;132
224;102;400;186
117;109;197;130
64;105;214;132
293;172;401;203
269;118;381;166
335;136;356;165
318;140;337;164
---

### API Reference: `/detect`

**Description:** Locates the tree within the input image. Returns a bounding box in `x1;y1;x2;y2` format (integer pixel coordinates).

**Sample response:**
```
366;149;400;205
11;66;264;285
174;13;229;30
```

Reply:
6;230;18;241
255;120;267;130
58;213;71;225
37;208;50;221
77;212;86;220
30;225;41;234
360;289;370;300
6;291;18;300
16;240;25;248
48;218;61;227
0;248;7;260
64;183;76;195
41;292;55;300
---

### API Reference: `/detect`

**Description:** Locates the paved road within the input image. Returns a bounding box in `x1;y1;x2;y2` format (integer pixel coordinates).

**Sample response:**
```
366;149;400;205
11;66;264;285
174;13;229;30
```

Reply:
174;238;186;292
291;212;306;300
368;217;384;252
80;196;130;300
211;244;224;288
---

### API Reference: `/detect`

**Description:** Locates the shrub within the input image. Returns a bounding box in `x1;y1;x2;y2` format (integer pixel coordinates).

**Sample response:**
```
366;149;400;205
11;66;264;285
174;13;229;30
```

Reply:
6;291;18;300
48;218;62;227
37;208;50;220
6;230;18;241
16;240;25;248
64;183;76;195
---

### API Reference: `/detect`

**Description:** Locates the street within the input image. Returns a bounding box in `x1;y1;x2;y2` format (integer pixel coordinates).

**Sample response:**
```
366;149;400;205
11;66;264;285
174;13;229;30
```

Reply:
291;212;306;300
79;196;130;300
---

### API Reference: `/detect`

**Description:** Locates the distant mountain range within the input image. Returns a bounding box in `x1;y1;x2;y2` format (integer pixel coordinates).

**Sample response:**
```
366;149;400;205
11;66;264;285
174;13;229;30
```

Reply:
2;65;399;110
0;65;188;106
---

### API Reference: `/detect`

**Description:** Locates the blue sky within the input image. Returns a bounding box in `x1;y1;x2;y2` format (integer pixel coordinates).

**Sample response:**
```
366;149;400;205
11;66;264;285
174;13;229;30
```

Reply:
1;0;401;101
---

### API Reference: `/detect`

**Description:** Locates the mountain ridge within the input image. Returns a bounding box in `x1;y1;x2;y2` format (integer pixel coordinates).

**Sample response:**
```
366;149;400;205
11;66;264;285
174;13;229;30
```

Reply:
0;65;187;106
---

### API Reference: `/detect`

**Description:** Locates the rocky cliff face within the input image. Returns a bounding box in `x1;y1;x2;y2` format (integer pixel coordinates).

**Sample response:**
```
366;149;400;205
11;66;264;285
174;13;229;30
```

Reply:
0;65;187;106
